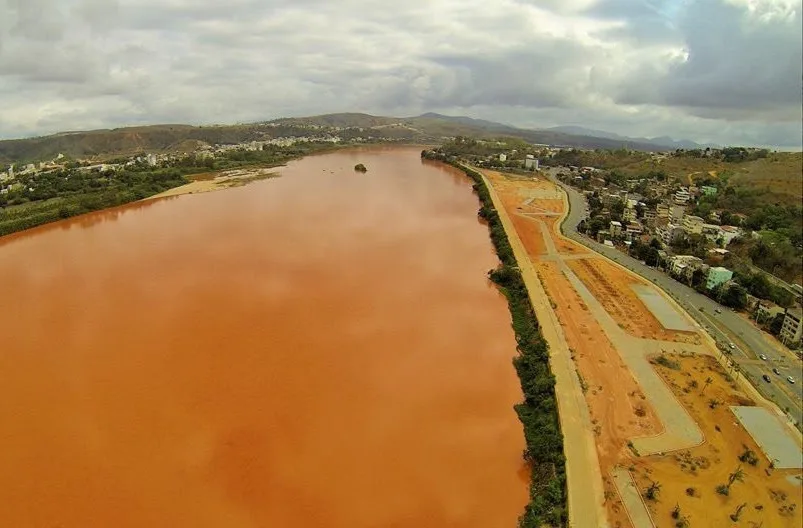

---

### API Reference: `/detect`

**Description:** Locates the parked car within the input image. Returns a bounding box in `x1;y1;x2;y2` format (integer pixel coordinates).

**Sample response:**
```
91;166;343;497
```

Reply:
715;308;722;314
762;374;771;383
729;343;736;350
759;354;767;360
787;376;796;384
773;368;780;375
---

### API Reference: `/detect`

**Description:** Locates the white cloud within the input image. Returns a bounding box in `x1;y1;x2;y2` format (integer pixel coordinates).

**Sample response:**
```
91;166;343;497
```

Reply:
0;0;800;147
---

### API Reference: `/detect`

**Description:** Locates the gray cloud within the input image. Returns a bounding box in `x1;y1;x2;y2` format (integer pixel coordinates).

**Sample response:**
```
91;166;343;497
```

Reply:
0;0;800;147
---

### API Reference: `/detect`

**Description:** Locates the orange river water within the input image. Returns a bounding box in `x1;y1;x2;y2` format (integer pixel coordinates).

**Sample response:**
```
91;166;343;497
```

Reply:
0;147;527;527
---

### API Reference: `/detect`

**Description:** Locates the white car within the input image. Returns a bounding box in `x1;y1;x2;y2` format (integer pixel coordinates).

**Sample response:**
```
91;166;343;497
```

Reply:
787;376;796;384
729;343;736;350
759;354;767;360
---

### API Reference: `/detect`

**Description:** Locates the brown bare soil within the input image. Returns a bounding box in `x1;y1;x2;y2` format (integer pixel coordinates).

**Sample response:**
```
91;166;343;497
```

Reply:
484;170;588;257
536;260;661;527
567;258;699;344
510;214;547;257
633;354;802;528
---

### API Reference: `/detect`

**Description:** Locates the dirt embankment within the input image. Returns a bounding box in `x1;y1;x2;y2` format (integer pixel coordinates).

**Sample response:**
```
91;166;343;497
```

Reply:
633;354;801;528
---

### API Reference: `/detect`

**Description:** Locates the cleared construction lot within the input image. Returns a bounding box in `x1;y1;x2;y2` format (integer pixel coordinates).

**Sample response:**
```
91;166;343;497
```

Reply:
482;169;802;528
631;284;695;332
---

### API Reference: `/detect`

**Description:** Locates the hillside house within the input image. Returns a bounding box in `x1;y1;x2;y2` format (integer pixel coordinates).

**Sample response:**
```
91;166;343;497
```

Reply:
682;215;705;235
780;307;802;346
705;266;733;290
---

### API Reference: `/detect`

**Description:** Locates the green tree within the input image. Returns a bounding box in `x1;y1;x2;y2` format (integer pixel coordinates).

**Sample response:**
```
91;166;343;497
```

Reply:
721;284;747;309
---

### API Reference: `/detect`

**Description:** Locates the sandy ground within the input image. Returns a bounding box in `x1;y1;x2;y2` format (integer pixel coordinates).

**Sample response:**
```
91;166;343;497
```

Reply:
485;169;659;526
567;258;700;345
632;354;802;528
482;168;802;528
146;167;279;200
479;169;609;527
536;260;662;527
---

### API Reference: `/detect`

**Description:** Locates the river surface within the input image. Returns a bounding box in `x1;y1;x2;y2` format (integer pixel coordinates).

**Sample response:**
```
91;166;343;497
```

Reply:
0;147;527;527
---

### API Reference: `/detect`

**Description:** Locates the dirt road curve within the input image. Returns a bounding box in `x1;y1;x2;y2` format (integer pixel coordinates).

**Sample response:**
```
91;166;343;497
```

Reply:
480;174;608;528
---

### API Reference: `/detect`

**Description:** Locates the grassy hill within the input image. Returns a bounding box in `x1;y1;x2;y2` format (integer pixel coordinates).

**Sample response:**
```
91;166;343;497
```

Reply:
601;152;803;207
0;113;678;165
0;124;266;164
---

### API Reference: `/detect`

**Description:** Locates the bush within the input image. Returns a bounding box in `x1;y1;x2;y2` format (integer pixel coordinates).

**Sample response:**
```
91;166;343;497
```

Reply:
655;355;681;370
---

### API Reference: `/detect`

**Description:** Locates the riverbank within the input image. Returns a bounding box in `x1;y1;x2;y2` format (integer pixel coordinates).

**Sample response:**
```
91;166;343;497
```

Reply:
145;166;280;200
421;150;567;527
0;142;345;240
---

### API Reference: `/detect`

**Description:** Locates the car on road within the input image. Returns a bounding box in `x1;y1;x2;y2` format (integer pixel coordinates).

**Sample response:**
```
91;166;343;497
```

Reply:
729;343;736;350
763;374;771;383
773;368;780;375
787;376;796;384
759;354;767;360
714;308;722;314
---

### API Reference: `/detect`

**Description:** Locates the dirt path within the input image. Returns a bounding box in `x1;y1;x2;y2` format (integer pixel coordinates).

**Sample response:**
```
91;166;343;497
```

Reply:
480;173;609;528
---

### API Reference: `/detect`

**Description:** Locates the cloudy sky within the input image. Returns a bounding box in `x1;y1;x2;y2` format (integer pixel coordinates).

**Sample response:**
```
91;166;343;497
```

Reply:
1;0;801;147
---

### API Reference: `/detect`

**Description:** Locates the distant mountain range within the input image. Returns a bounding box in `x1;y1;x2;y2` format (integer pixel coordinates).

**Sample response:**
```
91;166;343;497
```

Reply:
0;112;712;164
547;125;719;150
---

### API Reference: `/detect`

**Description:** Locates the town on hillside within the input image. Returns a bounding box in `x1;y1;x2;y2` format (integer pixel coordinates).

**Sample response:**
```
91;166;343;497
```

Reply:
428;139;803;354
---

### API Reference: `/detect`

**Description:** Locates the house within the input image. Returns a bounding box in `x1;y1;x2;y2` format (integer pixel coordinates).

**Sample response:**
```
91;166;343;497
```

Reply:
625;222;644;241
524;155;539;170
596;230;611;243
707;248;730;264
718;225;742;246
670;204;685;222
602;193;623;207
656;203;670;218
709;210;722;223
643;209;657;222
682;215;705;235
499;153;507;162
701;185;718;196
780;307;803;345
610;221;623;237
623;207;637;222
674;188;691;204
705;266;733;290
656;223;685;245
670;255;703;280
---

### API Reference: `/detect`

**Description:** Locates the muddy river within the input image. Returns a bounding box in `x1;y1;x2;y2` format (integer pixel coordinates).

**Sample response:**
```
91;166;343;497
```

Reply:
0;147;527;527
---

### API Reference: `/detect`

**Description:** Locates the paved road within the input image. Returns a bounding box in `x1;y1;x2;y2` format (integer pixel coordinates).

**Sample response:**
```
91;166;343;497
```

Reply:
544;168;803;427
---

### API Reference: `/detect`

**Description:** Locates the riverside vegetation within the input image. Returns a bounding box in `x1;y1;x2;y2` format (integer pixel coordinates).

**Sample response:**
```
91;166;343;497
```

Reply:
0;143;337;238
422;150;567;527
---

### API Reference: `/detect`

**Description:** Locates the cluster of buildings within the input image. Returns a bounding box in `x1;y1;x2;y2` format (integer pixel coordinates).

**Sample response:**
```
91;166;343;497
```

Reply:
584;177;744;251
568;170;803;348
